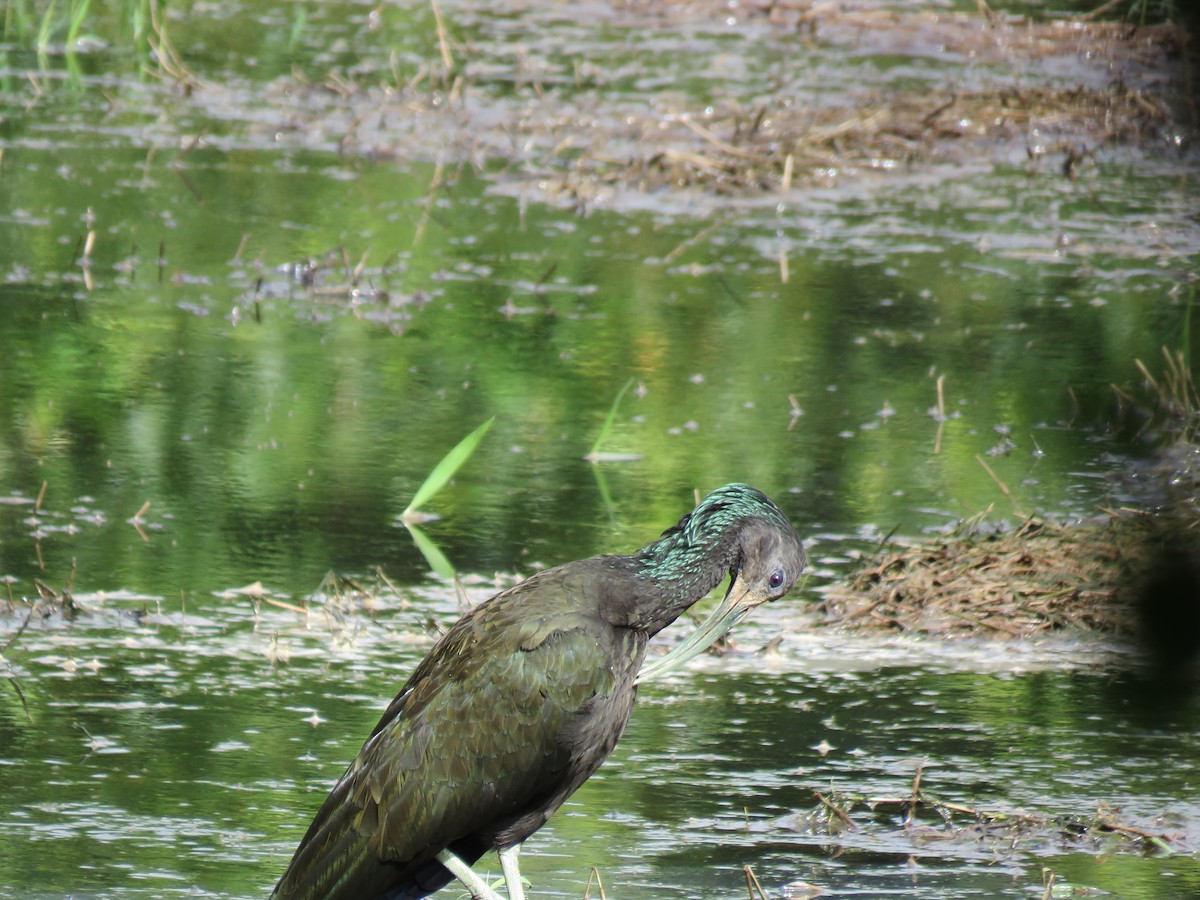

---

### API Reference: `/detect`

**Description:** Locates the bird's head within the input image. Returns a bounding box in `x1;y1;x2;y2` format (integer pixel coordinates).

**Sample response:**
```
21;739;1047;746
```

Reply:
638;484;805;682
727;511;807;606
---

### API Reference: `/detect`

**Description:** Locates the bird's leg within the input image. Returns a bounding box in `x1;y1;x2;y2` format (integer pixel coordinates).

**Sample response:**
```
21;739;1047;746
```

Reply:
435;849;505;900
499;844;526;900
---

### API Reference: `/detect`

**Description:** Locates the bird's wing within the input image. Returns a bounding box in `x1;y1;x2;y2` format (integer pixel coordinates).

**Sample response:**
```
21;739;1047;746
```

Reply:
274;579;633;899
356;609;618;861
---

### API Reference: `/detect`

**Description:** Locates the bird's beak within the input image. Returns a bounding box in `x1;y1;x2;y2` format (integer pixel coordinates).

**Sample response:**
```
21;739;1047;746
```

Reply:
636;575;768;684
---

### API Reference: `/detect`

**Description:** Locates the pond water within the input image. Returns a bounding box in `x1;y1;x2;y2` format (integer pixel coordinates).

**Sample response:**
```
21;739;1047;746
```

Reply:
3;601;1200;899
1;0;1198;898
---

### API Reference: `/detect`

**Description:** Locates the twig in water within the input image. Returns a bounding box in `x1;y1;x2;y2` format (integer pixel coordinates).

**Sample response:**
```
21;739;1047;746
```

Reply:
813;790;859;831
452;574;471;613
744;864;769;900
663;219;722;265
932;374;947;454
372;566;403;600
147;0;195;86
2;608;34;655
4;642;34;722
680;116;757;159
1040;867;1056;900
1078;0;1124;19
1135;357;1161;399
976;454;1024;516
787;394;803;431
903;764;925;828
262;596;308;615
414;161;446;247
352;250;369;286
583;867;607;900
430;0;453;73
1095;813;1178;853
129;500;152;542
81;226;96;291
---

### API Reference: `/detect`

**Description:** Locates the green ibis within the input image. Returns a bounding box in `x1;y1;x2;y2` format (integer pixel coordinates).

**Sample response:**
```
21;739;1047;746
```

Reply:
272;483;805;899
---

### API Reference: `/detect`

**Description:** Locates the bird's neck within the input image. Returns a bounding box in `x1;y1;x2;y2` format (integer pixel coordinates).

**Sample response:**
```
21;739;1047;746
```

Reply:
622;522;737;635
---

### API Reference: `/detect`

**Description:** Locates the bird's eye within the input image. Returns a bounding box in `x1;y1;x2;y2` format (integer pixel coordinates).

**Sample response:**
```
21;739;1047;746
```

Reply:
768;569;785;590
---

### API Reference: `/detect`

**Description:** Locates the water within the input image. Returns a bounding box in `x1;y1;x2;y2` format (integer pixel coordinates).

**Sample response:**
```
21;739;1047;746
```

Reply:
1;154;1187;596
1;0;1199;897
3;601;1199;898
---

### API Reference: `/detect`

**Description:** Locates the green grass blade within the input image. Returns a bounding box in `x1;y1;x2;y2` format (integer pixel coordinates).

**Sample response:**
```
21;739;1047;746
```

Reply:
287;5;307;51
66;0;90;46
589;462;616;519
585;378;634;462
36;0;56;60
404;522;456;580
403;417;494;518
5;0;30;42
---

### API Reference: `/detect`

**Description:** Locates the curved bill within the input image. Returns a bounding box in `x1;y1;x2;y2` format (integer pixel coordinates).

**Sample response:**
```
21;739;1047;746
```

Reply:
636;576;768;684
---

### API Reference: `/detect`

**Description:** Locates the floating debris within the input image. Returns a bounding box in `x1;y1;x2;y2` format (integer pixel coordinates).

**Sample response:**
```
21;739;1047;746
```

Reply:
798;770;1187;857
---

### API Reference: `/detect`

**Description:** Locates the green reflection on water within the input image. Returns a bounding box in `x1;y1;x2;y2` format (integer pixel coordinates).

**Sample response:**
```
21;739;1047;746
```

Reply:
1;149;1190;600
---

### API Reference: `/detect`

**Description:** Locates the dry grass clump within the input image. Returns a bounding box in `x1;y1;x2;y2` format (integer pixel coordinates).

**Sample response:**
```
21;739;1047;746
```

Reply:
817;516;1139;638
